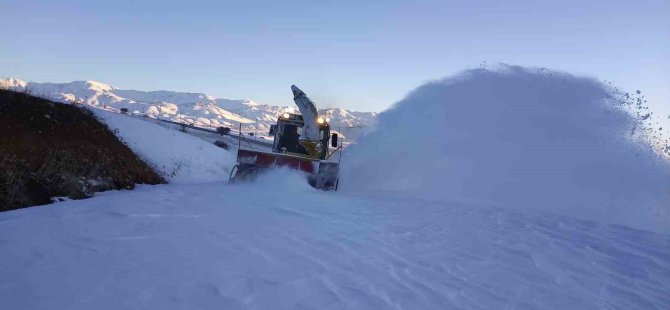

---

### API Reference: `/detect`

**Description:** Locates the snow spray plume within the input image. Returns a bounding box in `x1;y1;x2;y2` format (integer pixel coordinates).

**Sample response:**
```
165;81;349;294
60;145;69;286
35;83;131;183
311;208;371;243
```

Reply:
343;65;670;232
240;167;314;192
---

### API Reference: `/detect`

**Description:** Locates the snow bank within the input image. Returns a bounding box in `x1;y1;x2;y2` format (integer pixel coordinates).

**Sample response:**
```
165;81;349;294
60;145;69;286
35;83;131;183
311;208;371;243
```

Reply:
93;109;236;183
343;65;670;232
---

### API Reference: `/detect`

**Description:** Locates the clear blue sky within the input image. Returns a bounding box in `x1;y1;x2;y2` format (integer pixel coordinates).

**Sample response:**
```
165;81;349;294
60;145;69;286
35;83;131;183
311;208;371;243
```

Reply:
1;0;668;116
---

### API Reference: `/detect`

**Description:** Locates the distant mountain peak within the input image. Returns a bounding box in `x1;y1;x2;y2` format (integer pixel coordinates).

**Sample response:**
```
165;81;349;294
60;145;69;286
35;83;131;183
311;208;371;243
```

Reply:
0;77;28;89
78;80;115;92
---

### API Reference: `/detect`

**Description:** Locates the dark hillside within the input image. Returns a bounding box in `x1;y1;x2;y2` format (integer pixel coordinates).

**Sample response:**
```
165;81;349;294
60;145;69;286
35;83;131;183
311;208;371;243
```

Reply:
0;89;166;211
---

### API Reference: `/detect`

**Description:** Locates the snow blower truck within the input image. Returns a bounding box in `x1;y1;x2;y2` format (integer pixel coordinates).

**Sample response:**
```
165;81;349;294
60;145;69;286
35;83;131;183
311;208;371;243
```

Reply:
228;85;341;190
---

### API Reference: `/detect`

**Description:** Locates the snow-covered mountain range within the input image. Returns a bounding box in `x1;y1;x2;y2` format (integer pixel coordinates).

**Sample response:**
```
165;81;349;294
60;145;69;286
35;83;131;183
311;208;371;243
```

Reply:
0;78;377;138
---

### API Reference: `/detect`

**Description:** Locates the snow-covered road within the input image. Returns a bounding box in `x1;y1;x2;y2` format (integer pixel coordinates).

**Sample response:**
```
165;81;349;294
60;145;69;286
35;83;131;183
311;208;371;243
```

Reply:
1;181;668;309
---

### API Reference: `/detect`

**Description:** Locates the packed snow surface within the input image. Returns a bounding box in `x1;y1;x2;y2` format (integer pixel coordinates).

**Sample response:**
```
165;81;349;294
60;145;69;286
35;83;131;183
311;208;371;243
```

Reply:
1;181;669;310
344;65;670;232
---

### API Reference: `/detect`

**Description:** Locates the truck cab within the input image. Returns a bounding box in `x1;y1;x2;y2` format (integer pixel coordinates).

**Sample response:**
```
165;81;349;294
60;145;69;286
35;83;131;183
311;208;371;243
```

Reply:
269;112;338;160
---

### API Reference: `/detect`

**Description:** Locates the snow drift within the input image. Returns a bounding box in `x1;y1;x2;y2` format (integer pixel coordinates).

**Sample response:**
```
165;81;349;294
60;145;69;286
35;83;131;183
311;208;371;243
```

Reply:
93;109;236;183
343;65;670;232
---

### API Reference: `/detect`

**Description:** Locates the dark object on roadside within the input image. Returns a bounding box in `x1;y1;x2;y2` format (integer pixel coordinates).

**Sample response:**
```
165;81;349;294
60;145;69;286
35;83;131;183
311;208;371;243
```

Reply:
214;140;230;150
120;108;129;114
216;126;231;135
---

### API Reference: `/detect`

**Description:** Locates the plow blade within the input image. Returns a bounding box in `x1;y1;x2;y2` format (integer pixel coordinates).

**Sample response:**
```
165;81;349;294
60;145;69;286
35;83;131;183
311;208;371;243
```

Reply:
229;149;339;190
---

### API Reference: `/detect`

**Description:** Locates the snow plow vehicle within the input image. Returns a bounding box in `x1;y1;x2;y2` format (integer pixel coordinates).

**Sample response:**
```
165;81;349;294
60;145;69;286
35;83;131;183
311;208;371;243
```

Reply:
229;85;341;190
